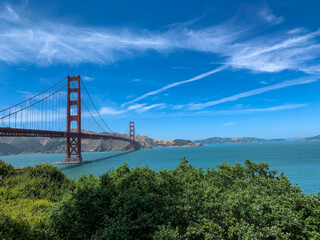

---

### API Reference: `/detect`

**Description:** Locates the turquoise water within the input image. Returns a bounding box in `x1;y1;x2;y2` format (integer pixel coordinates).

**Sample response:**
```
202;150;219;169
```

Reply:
1;141;320;194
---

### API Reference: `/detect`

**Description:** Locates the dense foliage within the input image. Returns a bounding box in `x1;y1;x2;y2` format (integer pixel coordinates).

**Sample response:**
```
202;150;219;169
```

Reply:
1;158;320;239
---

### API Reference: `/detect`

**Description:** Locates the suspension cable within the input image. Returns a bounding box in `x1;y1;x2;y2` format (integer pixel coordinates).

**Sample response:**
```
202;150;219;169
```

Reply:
70;81;107;133
0;84;67;120
81;99;106;133
0;77;67;113
80;79;114;133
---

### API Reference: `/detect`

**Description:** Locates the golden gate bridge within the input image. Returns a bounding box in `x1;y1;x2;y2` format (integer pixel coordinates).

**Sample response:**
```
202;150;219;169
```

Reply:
0;76;139;164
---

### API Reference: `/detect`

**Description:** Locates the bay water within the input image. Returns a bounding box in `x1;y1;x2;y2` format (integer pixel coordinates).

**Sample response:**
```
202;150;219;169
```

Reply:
1;141;320;194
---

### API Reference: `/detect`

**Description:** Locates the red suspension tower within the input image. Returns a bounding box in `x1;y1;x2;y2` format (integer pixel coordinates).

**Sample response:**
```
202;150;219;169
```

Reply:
65;76;82;162
130;121;135;151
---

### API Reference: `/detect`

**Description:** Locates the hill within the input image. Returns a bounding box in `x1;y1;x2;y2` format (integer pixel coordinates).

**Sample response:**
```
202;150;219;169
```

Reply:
195;137;285;144
296;135;320;141
0;130;201;156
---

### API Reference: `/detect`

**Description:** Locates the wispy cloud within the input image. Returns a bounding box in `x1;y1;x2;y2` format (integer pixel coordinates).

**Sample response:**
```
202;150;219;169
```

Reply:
100;107;126;115
224;118;257;126
82;76;94;81
288;28;306;35
171;66;190;70
189;76;319;110
229;30;320;72
185;104;307;116
224;121;238;126
219;104;307;114
172;105;184;110
137;104;307;119
122;65;227;106
96;103;166;116
1;4;319;75
0;5;20;22
258;6;284;25
0;5;171;65
16;90;33;98
2;4;320;111
136;103;166;112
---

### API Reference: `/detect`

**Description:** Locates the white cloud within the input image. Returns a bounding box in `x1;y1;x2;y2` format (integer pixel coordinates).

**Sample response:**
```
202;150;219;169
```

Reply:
0;5;20;22
172;105;184;110
133;78;141;82
127;103;146;111
0;6;171;65
143;104;307;119
224;122;238;126
229;30;320;72
1;4;317;75
258;6;284;25
97;102;166;116
122;65;227;106
82;76;94;81
100;107;126;115
288;28;306;35
223;118;256;126
189;104;307;116
1;4;320;105
189;76;319;110
221;104;307;114
16;90;33;97
136;103;166;112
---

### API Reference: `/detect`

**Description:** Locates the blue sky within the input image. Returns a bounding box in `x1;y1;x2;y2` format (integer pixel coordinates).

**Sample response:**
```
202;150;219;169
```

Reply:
1;0;320;140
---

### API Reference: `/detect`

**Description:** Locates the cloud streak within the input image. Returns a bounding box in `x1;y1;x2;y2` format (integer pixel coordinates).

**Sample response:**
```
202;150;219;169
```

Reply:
122;65;227;106
96;102;167;116
189;76;319;110
2;4;320;114
0;4;319;76
258;6;284;25
134;103;307;119
218;104;307;114
184;104;307;116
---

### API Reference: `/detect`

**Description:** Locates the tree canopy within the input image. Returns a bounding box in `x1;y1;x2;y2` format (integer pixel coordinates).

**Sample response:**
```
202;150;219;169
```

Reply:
1;158;320;239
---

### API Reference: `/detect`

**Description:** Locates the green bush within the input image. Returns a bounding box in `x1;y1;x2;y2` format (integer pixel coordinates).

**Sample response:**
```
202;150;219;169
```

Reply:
0;213;32;240
2;159;320;239
0;199;55;240
152;225;183;240
0;159;16;181
1;164;74;202
50;159;320;239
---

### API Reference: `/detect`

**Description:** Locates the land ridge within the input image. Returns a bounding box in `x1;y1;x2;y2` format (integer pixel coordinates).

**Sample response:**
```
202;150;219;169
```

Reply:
0;130;201;156
195;136;285;144
2;132;320;156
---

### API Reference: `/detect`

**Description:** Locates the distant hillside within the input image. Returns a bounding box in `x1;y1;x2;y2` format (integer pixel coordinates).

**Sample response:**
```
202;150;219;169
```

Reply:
296;135;320;141
195;137;285;144
0;130;201;156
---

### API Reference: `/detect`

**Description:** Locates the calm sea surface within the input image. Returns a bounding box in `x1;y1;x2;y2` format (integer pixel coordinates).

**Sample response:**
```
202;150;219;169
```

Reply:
1;141;320;194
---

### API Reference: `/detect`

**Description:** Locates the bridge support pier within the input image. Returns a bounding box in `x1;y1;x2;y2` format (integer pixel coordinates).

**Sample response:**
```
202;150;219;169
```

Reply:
65;76;82;163
130;121;135;151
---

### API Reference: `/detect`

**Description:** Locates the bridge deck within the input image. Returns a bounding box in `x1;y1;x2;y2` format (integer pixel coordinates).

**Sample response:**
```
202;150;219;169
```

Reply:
0;127;133;143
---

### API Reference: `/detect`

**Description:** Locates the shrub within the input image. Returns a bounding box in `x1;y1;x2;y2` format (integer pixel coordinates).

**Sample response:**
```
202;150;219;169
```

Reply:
0;160;16;181
3;159;320;239
2;164;74;202
0;199;54;239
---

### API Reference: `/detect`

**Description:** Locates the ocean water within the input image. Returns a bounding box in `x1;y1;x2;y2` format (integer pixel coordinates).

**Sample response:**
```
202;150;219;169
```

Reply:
1;141;320;195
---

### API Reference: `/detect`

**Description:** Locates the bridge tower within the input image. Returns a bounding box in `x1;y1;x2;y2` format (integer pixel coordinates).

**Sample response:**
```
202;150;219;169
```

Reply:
65;75;82;162
130;121;135;151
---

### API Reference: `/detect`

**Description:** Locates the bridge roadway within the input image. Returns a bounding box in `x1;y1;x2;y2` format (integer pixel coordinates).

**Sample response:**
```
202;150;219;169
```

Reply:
0;127;135;143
